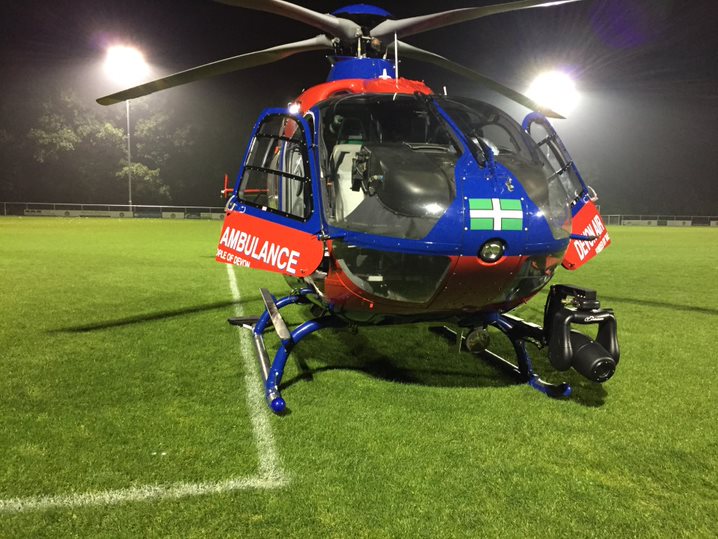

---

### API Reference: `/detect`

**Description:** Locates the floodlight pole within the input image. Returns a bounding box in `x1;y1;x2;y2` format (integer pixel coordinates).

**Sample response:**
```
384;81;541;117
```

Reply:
126;99;133;211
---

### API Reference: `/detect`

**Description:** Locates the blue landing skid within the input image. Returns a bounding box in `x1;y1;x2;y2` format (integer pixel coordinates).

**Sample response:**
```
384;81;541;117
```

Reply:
435;315;572;399
233;288;346;414
231;290;571;415
487;315;571;398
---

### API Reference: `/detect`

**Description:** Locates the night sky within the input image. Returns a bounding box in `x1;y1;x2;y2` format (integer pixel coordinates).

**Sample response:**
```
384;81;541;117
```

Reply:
1;0;717;214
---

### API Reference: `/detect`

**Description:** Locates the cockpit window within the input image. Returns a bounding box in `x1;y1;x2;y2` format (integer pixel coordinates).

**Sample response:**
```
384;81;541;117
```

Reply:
436;96;571;240
318;94;459;240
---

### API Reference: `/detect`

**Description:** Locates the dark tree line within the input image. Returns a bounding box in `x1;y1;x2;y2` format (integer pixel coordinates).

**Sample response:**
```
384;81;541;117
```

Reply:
2;80;716;215
0;82;243;207
1;91;188;204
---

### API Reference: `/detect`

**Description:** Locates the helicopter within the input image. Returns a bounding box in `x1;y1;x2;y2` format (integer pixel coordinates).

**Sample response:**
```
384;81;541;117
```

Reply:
98;0;619;414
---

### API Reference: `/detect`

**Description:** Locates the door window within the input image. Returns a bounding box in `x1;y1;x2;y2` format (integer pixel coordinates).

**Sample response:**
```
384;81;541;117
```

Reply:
238;115;312;221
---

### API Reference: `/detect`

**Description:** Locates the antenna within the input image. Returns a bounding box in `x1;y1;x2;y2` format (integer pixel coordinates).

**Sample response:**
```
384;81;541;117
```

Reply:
394;32;399;85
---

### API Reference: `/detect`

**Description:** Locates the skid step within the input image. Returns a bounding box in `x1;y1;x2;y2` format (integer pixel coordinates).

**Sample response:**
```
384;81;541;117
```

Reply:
227;316;260;327
260;288;291;340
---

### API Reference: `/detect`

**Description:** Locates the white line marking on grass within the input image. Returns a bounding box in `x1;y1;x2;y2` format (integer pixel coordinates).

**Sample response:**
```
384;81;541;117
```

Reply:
0;476;287;514
225;263;286;481
0;265;287;514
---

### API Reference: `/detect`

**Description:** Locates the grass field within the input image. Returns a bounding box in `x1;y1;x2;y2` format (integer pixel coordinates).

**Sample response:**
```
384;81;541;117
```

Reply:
1;217;716;537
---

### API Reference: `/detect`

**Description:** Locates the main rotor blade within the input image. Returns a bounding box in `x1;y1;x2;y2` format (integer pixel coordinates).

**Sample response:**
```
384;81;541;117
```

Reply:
372;0;584;41
391;41;564;119
215;0;359;43
97;35;333;105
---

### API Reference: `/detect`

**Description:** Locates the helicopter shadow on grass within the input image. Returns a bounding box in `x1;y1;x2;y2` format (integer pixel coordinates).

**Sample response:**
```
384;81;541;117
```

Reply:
280;325;513;390
51;295;261;333
279;321;608;407
602;295;718;317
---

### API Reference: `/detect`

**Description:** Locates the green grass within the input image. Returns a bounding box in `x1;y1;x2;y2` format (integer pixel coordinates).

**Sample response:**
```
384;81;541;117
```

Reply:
1;218;716;537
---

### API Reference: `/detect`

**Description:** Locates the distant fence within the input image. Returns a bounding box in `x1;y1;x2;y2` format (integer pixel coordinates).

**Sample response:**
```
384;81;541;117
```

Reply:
2;203;717;227
603;215;718;227
0;202;225;220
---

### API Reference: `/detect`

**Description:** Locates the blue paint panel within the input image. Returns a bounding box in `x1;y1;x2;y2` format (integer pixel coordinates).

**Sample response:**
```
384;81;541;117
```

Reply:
327;57;395;81
332;4;393;17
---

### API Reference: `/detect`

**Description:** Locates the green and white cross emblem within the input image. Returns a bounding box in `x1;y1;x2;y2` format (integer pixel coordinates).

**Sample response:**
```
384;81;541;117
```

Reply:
469;198;523;231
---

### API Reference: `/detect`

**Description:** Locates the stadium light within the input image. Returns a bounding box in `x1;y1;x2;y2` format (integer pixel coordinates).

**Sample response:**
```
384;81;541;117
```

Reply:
526;70;579;117
104;46;149;85
103;45;150;211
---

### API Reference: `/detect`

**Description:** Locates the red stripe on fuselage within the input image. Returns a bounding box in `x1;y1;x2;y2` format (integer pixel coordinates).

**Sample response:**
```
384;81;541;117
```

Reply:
293;78;434;112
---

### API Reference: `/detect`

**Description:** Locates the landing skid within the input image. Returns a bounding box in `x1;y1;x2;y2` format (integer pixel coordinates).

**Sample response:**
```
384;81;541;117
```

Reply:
232;284;619;413
431;321;572;399
230;288;346;413
234;290;571;414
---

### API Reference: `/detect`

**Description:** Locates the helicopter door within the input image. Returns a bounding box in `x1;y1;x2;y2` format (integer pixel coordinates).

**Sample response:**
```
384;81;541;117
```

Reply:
523;113;611;270
216;110;324;277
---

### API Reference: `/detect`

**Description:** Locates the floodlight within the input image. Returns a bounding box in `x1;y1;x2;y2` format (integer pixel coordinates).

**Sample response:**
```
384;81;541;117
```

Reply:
526;71;579;116
104;45;150;86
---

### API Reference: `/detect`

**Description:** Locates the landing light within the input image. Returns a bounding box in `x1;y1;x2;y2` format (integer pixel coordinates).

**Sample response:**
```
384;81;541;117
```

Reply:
479;240;506;263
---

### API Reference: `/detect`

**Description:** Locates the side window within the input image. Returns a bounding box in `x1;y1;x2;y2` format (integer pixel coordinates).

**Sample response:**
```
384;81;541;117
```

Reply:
239;115;312;220
481;123;519;155
527;122;583;198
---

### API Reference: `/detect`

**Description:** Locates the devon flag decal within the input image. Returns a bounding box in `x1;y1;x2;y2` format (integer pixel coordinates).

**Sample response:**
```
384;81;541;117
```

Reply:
469;198;523;231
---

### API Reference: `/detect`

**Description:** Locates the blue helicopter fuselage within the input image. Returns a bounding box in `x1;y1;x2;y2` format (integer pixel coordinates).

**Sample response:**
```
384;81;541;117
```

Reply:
227;60;592;324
